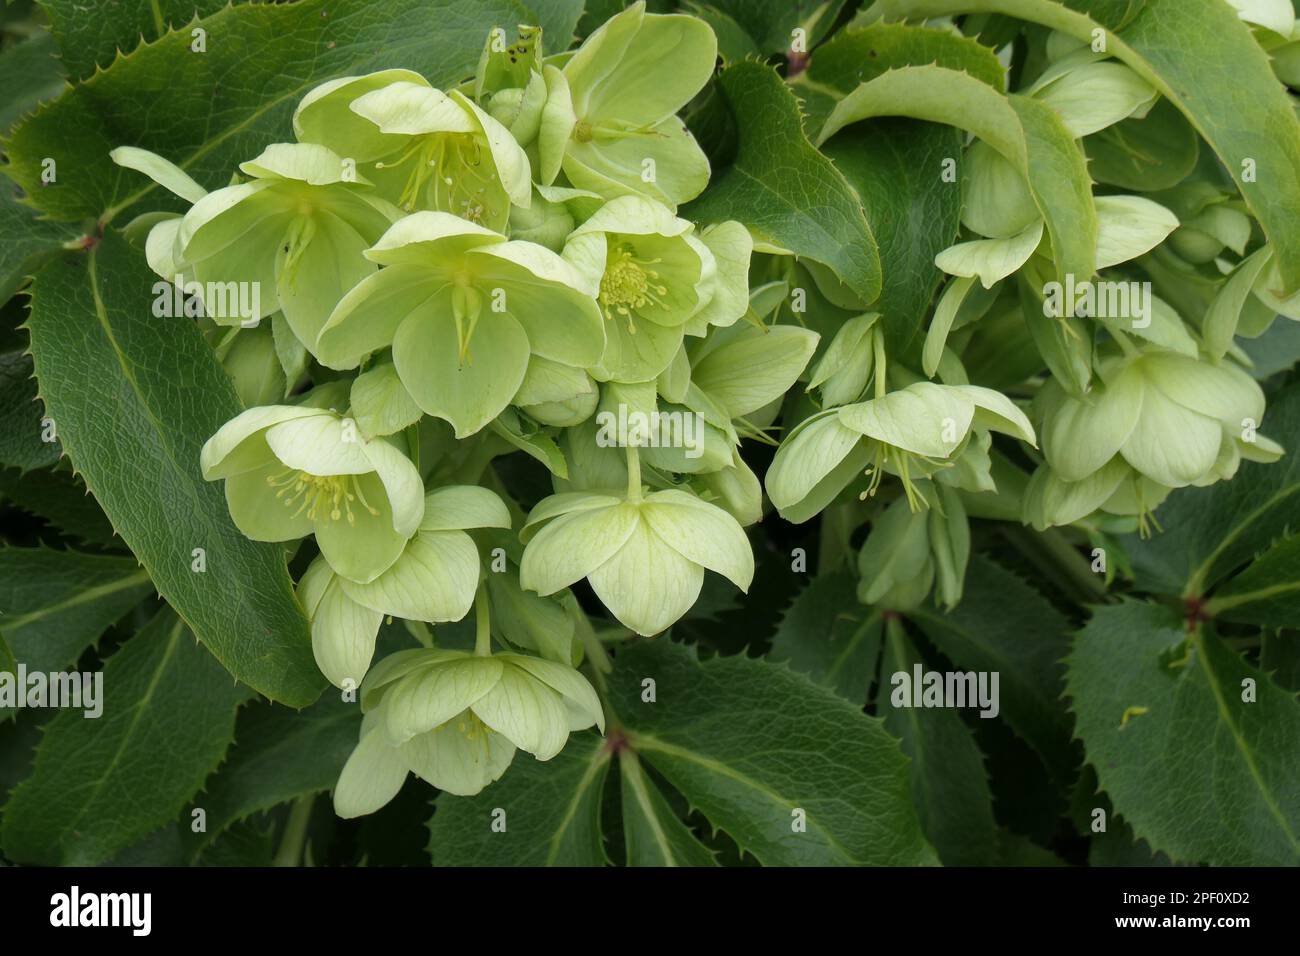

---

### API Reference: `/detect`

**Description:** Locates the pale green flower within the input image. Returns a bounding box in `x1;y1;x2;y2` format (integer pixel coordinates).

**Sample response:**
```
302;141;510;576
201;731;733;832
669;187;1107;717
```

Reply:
537;1;717;207
294;71;530;230
766;382;1036;523
150;144;401;352
315;212;605;437
1039;351;1281;491
1027;52;1158;138
333;648;604;814
858;484;969;611
513;355;599;427
200;405;424;583
564;195;751;381
297;486;511;688
520;488;753;636
807;313;880;407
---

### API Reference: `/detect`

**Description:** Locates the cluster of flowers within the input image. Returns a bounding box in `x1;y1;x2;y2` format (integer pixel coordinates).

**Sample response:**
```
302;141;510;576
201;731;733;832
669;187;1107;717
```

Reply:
112;2;1291;806
769;25;1288;609
113;3;778;811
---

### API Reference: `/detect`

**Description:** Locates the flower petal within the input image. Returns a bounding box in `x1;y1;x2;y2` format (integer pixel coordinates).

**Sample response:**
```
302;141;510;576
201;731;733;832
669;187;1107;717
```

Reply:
470;664;571;760
314;472;412;584
201;405;324;479
587;516;704;636
316;264;446;370
342;529;479;623
420;485;511;531
399;713;516;796
333;712;409;818
360;437;424;537
265;413;373;476
392;307;531;437
384;657;503;743
310;573;383;688
467;239;605;367
1120;384;1223;486
294;70;432;161
500;655;605;733
836;383;975;458
764;410;868;522
520;500;639;594
224;457;317;542
641;491;754;591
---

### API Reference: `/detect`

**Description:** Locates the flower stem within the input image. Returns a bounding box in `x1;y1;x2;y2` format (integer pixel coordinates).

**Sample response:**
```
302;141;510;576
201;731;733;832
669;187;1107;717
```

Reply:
625;444;642;502
474;584;492;657
872;327;888;399
272;794;315;867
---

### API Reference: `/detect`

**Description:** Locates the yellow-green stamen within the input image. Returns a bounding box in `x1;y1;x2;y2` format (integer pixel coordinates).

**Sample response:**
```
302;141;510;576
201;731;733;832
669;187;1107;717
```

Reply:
598;243;669;333
265;468;379;525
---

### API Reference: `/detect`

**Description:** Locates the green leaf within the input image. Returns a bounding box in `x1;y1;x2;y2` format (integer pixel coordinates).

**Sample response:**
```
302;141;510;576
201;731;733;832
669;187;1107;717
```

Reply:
618;749;718;866
0;546;151;679
38;0;229;80
698;0;847;54
1206;532;1300;628
0;629;13;678
0;348;60;472
0;465;118;546
4;0;534;222
880;622;999;865
823;121;964;358
803;20;1006;127
1128;384;1300;597
1261;633;1300;693
1067;600;1300;865
520;0;587;47
0;29;66;133
1084;98;1199;192
427;730;611;866
26;232;321;706
683;61;883;303
909;555;1077;780
0;191;80;301
611;639;936;865
0;608;250;864
184;694;361;860
769;570;882;706
819;65;1096;287
868;0;1300;293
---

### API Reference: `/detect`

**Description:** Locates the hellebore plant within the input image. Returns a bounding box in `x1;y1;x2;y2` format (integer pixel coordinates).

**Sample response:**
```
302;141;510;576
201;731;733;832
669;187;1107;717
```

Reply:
13;0;1300;872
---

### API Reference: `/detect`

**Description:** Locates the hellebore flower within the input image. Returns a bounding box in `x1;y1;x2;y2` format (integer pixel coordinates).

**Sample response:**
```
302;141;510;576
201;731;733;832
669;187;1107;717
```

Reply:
333;648;604;813
315;212;605;437
298;485;511;688
519;487;753;636
563;195;751;381
293;71;530;231
765;382;1036;523
1039;351;1282;491
537;1;717;207
857;483;970;611
200;405;423;583
154;143;401;352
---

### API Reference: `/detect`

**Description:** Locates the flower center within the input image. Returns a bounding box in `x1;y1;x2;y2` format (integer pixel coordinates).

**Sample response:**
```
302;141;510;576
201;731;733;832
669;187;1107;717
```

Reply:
598;244;668;333
860;443;930;512
265;468;379;525
455;711;494;742
376;133;494;222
